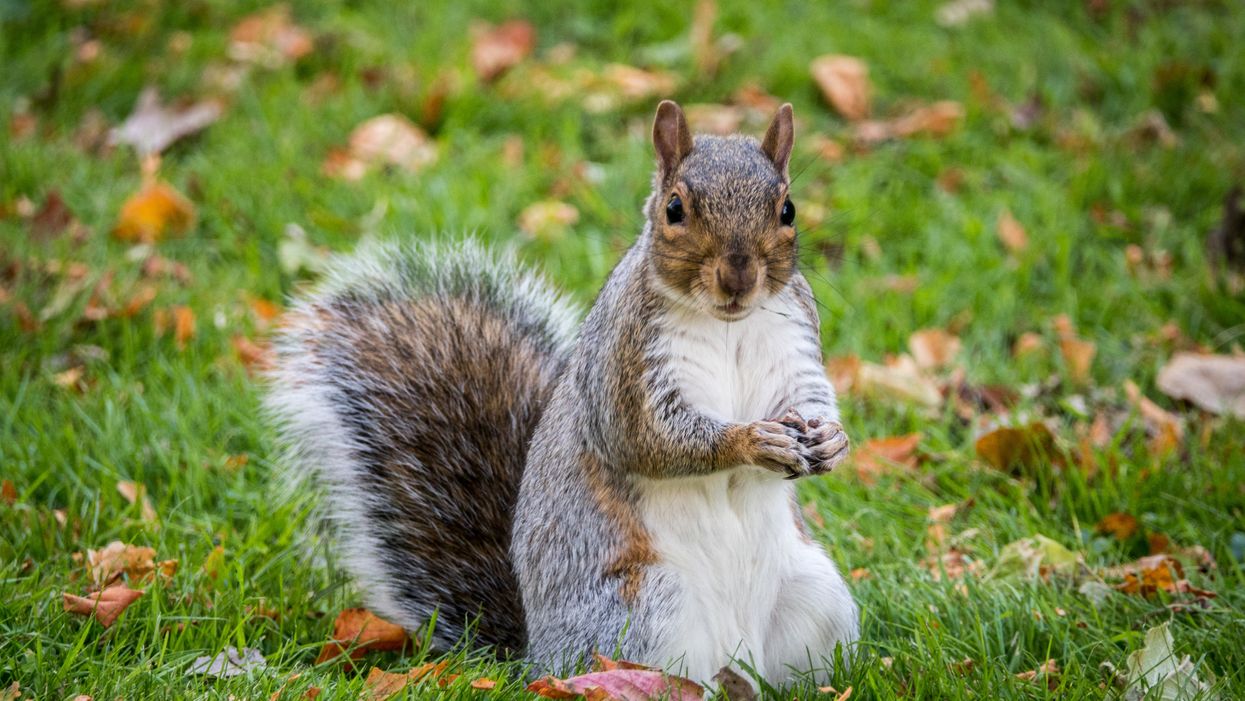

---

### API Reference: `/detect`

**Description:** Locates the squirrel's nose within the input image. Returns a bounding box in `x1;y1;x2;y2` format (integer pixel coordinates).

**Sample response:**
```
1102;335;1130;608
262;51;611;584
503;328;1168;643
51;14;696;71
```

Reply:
717;254;756;297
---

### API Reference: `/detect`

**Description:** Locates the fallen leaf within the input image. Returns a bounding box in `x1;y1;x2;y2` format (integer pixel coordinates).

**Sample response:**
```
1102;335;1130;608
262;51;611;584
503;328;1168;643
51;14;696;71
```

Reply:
1015;659;1059;690
0;682;17;701
684;103;745;135
113;181;196;243
1123;380;1183;456
851;433;921;484
108;87;223;156
921;548;982;581
116;480;158;523
889;101;964;138
53;366;87;392
62;585;144;627
315;608;409;664
469;678;498;690
711;666;755;700
518;200;579;243
996;210;1029;254
1105;554;1216;603
30;190;75;241
929;503;960;524
189;646;267;677
857;355;943;409
528;667;704;701
363;667;413;701
229;4;314;67
975;422;1058;472
202;544;225;579
1012;332;1044;358
172;305;195;349
936;0;994;27
1096;512;1139;540
908;328;961;369
990;534;1083;580
1;479;15;505
850;567;870;581
1059;336;1096;384
825;354;861;394
471;20;536;82
810;55;871;121
1122;622;1217;700
86;541;158;586
1156;352;1245;419
233;335;272;372
324;114;437;181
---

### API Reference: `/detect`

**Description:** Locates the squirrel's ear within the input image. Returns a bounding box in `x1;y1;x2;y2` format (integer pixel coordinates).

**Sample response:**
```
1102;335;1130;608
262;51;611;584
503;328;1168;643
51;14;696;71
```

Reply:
761;103;795;179
653;100;693;179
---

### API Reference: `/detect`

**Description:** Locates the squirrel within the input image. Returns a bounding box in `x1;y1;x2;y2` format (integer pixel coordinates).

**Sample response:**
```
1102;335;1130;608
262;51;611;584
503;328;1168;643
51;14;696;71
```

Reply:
266;100;859;687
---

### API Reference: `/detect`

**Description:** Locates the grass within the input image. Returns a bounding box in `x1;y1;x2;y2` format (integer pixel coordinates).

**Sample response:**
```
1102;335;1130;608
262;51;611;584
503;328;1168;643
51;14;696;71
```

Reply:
3;0;1244;698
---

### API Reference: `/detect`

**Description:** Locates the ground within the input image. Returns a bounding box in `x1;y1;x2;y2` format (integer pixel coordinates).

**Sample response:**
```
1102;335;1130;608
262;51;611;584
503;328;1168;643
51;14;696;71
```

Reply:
2;0;1244;698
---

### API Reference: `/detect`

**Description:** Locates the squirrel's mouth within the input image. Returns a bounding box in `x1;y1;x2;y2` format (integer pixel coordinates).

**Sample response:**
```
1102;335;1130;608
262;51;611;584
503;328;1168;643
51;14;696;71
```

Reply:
713;299;751;320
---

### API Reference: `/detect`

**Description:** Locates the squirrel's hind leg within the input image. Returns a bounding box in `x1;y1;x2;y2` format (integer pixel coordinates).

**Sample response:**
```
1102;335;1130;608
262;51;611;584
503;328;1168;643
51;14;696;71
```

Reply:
761;549;859;685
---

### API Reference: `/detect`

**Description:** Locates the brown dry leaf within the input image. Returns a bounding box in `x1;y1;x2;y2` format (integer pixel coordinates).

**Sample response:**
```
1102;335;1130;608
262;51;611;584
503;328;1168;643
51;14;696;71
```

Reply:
0;479;15;505
825;355;861;394
315;608;409;664
229;4;314;67
249;296;281;325
1107;554;1216;603
1156;352;1245;418
850;568;871;581
363;667;413;701
809;55;871;121
929;503;960;524
120;284;158;317
172;305;196;349
108;87;223;157
1095;512;1139;540
996;210;1029;254
711;666;756;701
113;182;196;243
908;328;962;370
1012;331;1044;358
233;336;272;372
30;190;75;241
63;585;144;627
891;101;964;137
518;200;579;243
690;0;722;75
469;678;498;690
1015;659;1059;690
86;541;157;586
324;114;437;181
922;549;981;581
1123;380;1183;455
851;433;921;484
684;103;745;135
471;20;536;82
528;666;704;701
116;480;158;523
53;366;88;392
1059;336;1096;384
975;422;1058;472
857;355;943;409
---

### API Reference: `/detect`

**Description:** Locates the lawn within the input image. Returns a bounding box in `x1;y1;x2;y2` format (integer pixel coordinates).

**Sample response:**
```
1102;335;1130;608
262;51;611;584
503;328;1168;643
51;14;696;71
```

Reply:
2;0;1244;698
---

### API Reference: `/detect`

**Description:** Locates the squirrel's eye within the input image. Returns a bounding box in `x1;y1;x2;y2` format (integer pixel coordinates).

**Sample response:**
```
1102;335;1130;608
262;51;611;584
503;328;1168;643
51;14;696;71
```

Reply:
666;194;685;225
780;198;796;227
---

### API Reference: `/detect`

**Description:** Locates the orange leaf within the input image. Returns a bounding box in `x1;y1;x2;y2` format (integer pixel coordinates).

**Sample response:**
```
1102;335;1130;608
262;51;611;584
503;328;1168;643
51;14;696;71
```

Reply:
233;335;272;372
1;479;17;505
1095;512;1139;541
471;20;536;82
809;55;871;121
116;480;158;523
63;585;144;627
172;305;195;349
229;4;314;67
996;210;1029;254
113;182;195;243
470;678;497;691
908;328;962;369
974;423;1057;472
315;608;409;664
362;667;411;701
85;541;158;586
851;433;921;484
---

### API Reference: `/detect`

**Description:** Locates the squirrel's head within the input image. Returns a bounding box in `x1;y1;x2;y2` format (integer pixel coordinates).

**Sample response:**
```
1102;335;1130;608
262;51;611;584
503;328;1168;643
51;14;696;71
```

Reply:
646;99;797;322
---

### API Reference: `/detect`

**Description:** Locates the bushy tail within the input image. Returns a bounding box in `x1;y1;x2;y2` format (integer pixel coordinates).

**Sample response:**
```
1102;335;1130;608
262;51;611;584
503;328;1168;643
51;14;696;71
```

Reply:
264;238;579;653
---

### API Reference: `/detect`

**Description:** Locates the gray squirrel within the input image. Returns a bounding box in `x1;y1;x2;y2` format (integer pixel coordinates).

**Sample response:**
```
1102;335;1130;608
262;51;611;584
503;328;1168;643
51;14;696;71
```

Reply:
265;100;859;686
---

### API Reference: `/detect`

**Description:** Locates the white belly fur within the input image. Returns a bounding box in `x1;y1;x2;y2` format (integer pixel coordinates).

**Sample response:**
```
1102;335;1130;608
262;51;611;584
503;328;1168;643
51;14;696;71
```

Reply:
638;295;857;684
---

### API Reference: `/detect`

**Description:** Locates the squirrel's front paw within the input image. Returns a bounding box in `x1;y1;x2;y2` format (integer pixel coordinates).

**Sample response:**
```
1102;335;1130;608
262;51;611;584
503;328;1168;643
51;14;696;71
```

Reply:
801;418;850;474
736;420;811;479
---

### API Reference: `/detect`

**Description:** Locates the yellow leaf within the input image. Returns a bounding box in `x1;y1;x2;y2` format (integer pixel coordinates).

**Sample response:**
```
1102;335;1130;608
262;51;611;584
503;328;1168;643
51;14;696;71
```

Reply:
113;182;195;243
